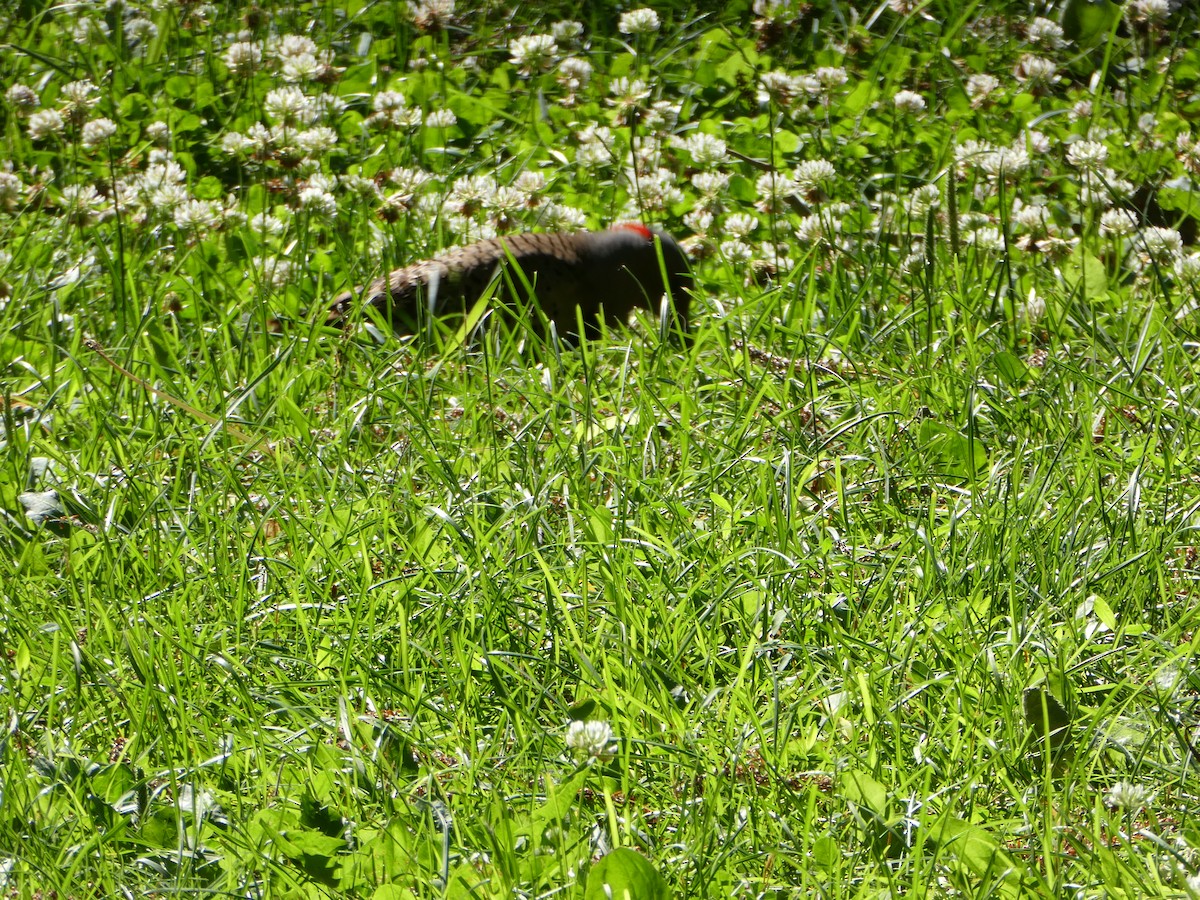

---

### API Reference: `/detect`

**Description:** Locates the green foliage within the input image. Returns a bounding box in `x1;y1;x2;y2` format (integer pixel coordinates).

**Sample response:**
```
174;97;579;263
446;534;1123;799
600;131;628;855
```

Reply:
586;849;671;900
2;0;1200;897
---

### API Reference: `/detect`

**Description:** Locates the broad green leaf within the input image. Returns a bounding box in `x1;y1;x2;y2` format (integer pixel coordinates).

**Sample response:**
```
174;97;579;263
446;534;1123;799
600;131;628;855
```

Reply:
1062;0;1122;49
533;770;589;830
811;833;840;871
993;351;1031;387
840;769;888;815
1063;245;1107;302
585;849;671;900
929;814;1038;896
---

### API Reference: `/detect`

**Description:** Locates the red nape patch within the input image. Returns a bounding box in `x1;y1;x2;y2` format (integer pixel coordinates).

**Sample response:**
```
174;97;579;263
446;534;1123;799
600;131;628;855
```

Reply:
613;222;653;240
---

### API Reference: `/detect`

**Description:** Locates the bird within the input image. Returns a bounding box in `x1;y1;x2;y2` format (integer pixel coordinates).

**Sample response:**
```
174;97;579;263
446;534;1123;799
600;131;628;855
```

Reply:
327;224;693;341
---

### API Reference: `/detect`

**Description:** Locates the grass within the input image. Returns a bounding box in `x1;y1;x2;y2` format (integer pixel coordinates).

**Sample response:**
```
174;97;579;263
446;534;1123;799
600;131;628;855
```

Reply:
3;0;1200;896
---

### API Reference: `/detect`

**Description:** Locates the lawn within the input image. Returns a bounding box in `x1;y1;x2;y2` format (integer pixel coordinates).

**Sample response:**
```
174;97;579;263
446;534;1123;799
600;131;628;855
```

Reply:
3;0;1200;896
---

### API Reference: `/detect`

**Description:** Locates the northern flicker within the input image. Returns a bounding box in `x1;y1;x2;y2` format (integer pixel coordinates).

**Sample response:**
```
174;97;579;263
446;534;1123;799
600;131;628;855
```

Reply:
329;224;692;340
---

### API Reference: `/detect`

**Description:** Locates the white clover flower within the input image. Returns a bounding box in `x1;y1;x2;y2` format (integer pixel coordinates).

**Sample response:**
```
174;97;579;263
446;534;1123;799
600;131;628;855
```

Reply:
1072;99;1093;120
445;214;496;241
566;720;616;761
893;90;925;114
298;185;337;219
369;90;410;129
59;184;108;226
692;171;730;197
898;248;925;274
618;8;660;34
424;108;457;129
1066;140;1108;172
264;86;317;127
28;109;65;141
251;255;294;288
1037;233;1077;258
389;166;434;195
958;212;991;232
1130;0;1170;23
965;73;1000;107
221;204;249;233
296;125;338;158
308;173;337;195
576;141;613;168
1177;133;1200;175
673;132;727;166
1077;167;1132;208
273;34;318;61
795;214;825;244
813;67;848;91
557;57;593;94
541;202;588;230
140;160;188;192
489;185;525;217
908;183;941;216
1027;17;1066;50
978;146;1030;180
1100;208;1138;237
719;239;754;263
551;20;584;42
965;227;1004;251
148;183;189;215
220;131;253;155
0;172;25;212
576;124;615;168
1177;253;1200;281
512;171;545;197
642;100;679;134
1013;201;1051;231
6;83;38;111
509;34;558;75
224;41;263;76
1020;129;1052;154
755;171;797;215
81;117;117;148
124;17;157;45
1014;54;1057;87
297;96;335;121
577;123;613;145
145;121;170;144
407;0;456;31
1104;781;1153;811
758;70;805;107
250;212;286;236
61;79;99;109
683;209;713;234
754;0;801;21
794;159;836;194
608;76;650;112
622;166;683;212
445;173;497;217
630;141;660;171
71;16;110;45
341;174;382;201
174;199;220;233
281;52;326;83
1136;227;1183;267
1022;287;1046;322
